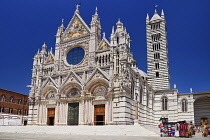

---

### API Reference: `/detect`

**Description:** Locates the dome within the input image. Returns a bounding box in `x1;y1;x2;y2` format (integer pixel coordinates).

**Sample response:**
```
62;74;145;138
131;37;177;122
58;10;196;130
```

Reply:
134;67;147;78
138;69;147;77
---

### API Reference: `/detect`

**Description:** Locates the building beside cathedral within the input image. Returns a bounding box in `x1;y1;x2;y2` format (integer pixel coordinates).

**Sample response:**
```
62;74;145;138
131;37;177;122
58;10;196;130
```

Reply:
28;6;210;126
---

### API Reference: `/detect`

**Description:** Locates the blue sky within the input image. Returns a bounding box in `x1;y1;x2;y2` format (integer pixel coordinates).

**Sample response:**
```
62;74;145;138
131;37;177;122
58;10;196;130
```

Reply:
0;0;209;95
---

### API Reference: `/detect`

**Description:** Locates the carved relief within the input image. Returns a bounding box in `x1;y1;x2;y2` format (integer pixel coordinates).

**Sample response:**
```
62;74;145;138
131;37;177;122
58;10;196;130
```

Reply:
46;91;56;100
92;86;107;100
67;88;81;98
93;86;107;97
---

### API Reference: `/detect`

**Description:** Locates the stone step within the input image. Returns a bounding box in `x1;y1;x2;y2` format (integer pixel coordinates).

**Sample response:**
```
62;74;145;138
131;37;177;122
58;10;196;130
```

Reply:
0;125;159;136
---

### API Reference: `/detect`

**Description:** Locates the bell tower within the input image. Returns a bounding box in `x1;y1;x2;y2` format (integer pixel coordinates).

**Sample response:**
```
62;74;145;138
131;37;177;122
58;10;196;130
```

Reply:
146;10;170;90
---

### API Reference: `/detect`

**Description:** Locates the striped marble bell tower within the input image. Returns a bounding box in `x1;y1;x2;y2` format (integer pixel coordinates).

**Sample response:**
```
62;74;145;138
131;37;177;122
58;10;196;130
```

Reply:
146;10;170;90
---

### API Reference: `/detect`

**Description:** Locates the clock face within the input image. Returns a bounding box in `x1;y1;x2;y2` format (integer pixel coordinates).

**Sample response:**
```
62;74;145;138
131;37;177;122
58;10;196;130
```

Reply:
66;47;85;65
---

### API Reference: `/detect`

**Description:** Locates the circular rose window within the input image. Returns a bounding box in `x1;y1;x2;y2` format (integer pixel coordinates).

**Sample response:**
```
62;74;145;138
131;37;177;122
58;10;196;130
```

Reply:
66;47;85;65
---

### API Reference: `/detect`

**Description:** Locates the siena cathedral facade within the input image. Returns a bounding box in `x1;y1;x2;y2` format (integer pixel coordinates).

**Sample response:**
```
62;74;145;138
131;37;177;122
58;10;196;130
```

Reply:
28;6;210;126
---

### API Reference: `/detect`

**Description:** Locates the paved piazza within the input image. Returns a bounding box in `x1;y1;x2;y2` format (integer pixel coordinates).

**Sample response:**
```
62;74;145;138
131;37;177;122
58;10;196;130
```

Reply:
0;132;208;140
0;126;208;140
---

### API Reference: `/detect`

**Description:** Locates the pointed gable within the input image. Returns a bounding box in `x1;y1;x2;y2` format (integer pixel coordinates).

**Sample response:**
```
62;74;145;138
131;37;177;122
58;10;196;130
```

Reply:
86;67;110;84
150;10;162;22
61;70;83;86
62;12;90;42
98;36;110;51
45;54;54;64
41;77;58;89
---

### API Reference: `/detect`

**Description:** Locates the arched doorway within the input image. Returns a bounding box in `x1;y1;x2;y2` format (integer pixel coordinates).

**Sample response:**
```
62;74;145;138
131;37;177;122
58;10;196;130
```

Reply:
86;78;109;125
194;96;210;126
60;82;82;126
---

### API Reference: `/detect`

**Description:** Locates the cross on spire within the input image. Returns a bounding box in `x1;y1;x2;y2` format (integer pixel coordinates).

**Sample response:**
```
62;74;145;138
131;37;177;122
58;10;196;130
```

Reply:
75;3;81;14
76;3;81;10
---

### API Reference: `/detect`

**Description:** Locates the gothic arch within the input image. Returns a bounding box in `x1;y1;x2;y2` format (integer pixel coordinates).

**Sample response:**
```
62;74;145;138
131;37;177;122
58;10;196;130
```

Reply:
194;96;210;126
60;82;82;98
41;85;58;100
193;94;210;101
86;78;109;95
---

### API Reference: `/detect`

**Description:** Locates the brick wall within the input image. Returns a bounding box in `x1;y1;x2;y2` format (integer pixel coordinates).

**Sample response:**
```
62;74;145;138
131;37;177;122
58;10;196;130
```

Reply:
0;88;29;115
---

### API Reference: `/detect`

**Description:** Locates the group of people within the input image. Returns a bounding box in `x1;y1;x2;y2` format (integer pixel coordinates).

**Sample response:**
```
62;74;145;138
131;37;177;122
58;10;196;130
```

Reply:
158;118;210;137
196;124;210;137
173;121;209;137
186;122;210;137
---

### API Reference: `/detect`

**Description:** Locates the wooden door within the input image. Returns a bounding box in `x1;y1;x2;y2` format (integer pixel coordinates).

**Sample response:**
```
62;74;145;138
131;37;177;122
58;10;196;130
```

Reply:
67;103;79;125
47;108;55;125
94;104;105;125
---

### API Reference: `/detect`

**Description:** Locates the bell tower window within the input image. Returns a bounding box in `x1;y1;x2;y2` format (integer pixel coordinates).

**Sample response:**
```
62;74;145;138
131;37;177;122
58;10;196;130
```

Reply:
156;72;159;78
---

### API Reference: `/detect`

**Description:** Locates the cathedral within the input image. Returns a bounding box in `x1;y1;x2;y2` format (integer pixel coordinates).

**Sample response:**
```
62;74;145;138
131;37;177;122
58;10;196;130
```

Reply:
28;6;210;126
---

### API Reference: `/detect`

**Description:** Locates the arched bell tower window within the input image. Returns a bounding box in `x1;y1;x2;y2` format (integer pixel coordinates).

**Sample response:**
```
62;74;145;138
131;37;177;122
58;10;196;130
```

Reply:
181;99;188;112
156;72;159;78
162;96;168;110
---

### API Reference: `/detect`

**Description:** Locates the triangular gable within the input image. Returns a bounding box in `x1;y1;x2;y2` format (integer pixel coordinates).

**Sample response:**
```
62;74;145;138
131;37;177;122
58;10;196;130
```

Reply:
98;38;110;51
61;70;83;86
86;67;110;84
62;13;90;41
45;54;54;64
41;77;58;89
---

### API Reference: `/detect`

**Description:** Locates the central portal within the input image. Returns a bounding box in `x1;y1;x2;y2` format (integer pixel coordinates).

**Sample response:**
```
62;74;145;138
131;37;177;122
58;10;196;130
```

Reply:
94;104;105;125
67;103;79;125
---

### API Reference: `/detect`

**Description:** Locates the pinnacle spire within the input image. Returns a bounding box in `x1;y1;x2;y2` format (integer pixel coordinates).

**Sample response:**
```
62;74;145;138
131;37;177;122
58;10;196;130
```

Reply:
103;32;105;38
161;9;165;18
37;49;40;55
41;42;47;54
161;9;164;16
42;42;46;47
95;7;98;15
124;27;127;32
50;47;53;53
117;18;121;24
146;13;149;20
154;9;157;13
91;6;99;23
112;26;115;34
116;18;123;26
61;19;64;27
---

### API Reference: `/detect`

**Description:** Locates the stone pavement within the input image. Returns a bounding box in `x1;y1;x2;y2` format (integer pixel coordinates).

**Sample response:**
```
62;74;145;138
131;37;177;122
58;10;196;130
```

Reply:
0;125;158;136
0;125;208;140
0;132;209;140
